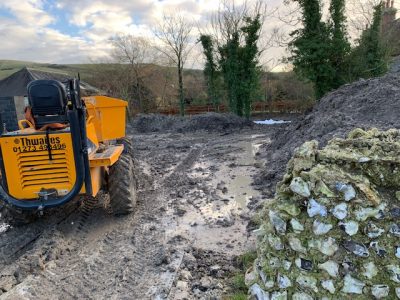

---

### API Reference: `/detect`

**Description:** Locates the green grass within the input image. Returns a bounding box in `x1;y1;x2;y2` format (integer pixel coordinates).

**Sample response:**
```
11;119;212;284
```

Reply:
224;251;258;299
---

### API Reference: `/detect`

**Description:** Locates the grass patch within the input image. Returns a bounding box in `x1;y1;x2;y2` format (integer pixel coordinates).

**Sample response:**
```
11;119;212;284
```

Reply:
224;251;258;299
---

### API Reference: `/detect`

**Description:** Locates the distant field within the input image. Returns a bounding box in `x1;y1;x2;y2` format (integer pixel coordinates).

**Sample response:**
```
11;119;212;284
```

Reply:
0;60;101;80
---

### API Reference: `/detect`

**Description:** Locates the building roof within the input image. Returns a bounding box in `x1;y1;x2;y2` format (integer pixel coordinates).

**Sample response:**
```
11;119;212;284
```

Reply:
0;67;100;97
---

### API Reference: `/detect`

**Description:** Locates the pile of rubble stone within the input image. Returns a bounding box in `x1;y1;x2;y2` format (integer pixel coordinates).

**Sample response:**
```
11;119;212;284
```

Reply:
248;128;400;299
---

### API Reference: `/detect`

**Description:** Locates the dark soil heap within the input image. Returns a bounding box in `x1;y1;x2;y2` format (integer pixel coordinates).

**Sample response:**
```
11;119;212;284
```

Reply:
131;113;253;133
257;72;400;194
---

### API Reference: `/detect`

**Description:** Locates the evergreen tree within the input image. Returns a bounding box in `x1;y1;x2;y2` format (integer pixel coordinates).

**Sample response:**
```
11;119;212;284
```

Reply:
199;35;220;111
289;0;333;99
328;0;350;89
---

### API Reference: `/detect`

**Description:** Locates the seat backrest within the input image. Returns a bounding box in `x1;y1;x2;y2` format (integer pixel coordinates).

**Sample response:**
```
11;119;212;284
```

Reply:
27;80;68;128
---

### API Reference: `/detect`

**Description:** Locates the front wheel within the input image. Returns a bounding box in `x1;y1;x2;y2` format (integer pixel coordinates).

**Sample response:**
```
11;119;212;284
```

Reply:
108;154;138;216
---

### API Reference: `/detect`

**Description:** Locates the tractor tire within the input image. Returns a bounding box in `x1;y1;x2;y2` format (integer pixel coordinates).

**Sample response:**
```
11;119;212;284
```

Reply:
0;203;36;226
108;154;137;216
117;137;134;156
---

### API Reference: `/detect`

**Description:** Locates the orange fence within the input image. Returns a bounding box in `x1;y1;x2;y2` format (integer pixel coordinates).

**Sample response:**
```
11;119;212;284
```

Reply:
158;101;308;115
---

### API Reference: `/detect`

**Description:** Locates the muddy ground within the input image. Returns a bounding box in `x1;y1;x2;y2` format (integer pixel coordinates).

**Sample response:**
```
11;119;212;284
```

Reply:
0;122;287;299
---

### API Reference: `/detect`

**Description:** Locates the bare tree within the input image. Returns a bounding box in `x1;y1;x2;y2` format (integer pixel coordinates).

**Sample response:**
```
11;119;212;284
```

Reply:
111;35;155;112
347;0;382;36
154;14;194;116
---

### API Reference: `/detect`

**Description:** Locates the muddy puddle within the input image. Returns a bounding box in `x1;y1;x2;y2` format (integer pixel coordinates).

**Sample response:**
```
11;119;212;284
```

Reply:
164;136;264;256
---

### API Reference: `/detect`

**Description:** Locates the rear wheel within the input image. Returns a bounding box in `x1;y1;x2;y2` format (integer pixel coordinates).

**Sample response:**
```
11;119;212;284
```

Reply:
0;203;36;226
108;154;137;216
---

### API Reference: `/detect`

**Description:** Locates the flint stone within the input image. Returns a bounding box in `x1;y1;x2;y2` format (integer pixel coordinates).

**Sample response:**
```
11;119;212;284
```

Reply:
289;236;307;254
396;287;400;299
282;260;292;271
386;265;400;283
309;237;338;256
343;240;369;257
371;285;390;299
271;291;287;300
390;224;400;237
321;279;335;294
318;260;339;277
269;211;286;235
363;262;378;279
249;283;269;300
339;220;359;236
370;241;387;257
296;275;318;293
332;202;348;220
292;293;313;300
290;177;310;198
307;199;327;218
396;247;400;259
290;218;304;232
391;207;400;218
295;258;313;271
312;220;333;235
267;234;284;251
277;274;292;289
355;204;386;221
342;274;365;294
336;183;356;201
365;222;385;238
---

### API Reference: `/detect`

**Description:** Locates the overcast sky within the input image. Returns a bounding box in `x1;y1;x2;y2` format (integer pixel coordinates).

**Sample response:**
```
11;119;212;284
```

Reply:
0;0;290;70
0;0;396;70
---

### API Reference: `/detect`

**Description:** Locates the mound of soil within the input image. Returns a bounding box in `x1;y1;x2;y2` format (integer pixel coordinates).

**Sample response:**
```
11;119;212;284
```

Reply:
257;72;400;194
131;113;253;133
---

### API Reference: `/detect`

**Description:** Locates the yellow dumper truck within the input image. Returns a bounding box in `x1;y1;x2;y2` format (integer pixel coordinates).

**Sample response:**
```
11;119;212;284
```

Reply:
0;79;137;225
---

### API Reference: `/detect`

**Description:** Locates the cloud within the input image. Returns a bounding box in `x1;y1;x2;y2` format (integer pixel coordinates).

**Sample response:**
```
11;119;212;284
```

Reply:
0;0;288;68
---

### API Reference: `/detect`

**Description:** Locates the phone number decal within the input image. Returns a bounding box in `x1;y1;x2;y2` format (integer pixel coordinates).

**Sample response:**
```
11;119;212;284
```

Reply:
13;143;67;153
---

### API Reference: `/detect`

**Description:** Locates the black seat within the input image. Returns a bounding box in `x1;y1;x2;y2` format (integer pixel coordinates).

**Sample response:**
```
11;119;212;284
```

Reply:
27;80;68;128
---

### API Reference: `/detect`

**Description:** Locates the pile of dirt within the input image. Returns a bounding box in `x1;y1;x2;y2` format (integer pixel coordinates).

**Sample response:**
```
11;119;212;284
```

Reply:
131;113;253;133
249;128;400;299
257;72;400;194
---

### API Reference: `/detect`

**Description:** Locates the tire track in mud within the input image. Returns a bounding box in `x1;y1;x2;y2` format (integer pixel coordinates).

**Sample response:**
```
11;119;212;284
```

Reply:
0;200;80;265
1;144;204;299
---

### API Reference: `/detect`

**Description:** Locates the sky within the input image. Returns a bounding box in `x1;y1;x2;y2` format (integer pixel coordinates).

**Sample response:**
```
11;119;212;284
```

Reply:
0;0;396;70
0;0;289;70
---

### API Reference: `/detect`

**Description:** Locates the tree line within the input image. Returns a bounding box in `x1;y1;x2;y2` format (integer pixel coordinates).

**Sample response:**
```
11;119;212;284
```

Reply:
86;0;394;119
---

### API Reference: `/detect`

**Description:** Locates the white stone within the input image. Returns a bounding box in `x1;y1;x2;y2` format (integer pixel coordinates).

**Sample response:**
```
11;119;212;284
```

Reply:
371;285;390;299
307;199;327;217
282;260;292;271
342;274;365;294
321;280;335;294
355;204;386;221
271;291;287;300
332;202;348;220
363;262;378;279
365;222;385;238
396;287;400;299
277;274;292;289
309;237;338;256
290;177;310;197
288;236;307;254
292;293;313;300
267;234;284;250
318;260;339;277
335;183;356;201
396;247;400;259
245;269;257;286
312;220;333;235
296;275;318;293
249;283;269;300
290;218;304;232
269;211;286;235
387;265;400;283
339;220;359;236
268;257;281;269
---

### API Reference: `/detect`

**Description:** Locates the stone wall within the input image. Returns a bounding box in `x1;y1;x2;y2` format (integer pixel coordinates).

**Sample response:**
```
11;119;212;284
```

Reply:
249;129;400;299
0;97;18;131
